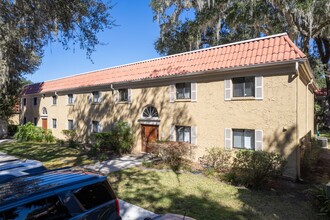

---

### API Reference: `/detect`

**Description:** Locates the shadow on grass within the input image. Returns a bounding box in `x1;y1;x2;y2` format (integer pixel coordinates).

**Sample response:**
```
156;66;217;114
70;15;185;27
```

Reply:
0;142;93;168
109;168;322;220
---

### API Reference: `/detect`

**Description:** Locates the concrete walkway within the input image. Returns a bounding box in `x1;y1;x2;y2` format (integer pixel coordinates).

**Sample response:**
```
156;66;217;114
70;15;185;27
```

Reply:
84;153;154;174
119;199;158;220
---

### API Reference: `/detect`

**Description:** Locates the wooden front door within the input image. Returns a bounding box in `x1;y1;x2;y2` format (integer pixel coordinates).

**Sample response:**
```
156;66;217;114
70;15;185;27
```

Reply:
42;118;47;130
141;125;158;152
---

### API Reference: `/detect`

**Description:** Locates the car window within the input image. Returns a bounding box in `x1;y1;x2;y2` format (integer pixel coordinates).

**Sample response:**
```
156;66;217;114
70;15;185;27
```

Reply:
0;196;71;220
73;182;113;210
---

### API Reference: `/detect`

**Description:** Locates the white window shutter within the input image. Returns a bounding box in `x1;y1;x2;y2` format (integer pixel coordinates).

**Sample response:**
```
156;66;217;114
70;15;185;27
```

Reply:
88;95;92;104
191;82;197;102
224;128;232;150
115;90;119;104
73;94;76;104
170;125;175;141
255;129;263;151
73;120;77;130
255;76;263;100
90;121;93;133
170;84;175;103
98;123;103;133
128;89;132;103
224;79;231;100
99;92;103;103
191;126;197;145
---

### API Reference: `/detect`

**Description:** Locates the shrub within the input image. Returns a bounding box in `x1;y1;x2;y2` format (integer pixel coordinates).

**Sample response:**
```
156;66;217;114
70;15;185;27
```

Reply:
14;122;55;142
148;141;191;171
227;150;287;188
7;124;18;136
200;147;231;172
90;121;134;155
62;130;78;148
309;185;330;216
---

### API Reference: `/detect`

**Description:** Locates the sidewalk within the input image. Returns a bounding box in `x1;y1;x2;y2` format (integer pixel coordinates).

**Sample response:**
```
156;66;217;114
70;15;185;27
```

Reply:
83;153;153;174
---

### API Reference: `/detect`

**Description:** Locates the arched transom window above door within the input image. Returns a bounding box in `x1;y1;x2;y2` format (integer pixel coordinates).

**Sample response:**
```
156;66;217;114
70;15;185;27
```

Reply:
42;107;47;116
142;106;159;119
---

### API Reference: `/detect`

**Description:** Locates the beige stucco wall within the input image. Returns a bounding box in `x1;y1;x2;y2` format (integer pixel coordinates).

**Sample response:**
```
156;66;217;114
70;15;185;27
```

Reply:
21;63;315;179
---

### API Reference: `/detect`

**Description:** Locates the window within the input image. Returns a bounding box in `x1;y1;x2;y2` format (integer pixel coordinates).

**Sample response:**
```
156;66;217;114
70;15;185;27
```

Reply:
23;117;27;125
92;121;100;133
142;106;159;118
73;182;114;210
52;95;57;105
176;126;191;143
33;117;37;126
232;76;254;97
92;91;100;103
52;119;57;129
233;129;255;150
1;196;71;220
67;94;74;105
68;120;74;130
119;89;128;102
176;83;191;99
33;97;38;106
23;98;26;106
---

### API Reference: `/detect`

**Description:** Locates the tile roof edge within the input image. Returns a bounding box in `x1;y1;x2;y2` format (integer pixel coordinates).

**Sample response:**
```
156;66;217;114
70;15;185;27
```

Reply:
23;58;305;95
39;33;289;84
283;35;306;58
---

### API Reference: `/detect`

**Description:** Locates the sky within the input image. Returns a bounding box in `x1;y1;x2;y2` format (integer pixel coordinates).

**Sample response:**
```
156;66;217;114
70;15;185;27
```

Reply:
26;0;161;83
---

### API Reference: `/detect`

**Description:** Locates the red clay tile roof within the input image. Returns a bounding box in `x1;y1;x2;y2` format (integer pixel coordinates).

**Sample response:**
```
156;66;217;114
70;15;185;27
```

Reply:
23;33;306;95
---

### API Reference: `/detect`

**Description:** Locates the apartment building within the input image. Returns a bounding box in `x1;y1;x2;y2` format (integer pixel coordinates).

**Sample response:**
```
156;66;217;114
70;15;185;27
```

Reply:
22;33;317;179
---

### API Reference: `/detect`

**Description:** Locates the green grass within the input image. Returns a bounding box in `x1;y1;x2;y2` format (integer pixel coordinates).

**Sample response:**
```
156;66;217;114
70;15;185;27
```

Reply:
0;141;95;169
109;167;322;220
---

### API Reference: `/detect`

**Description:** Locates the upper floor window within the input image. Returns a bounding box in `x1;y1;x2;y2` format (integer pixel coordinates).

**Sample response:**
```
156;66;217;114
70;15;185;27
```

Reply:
23;98;26;106
68;120;74;130
233;76;255;97
176;126;191;143
92;121;101;133
119;89;128;102
67;94;74;105
92;91;100;103
233;129;255;150
176;83;191;99
33;97;38;106
52;95;57;105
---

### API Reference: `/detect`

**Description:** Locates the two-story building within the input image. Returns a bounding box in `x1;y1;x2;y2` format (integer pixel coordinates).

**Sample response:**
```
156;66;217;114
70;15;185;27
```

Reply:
22;33;317;179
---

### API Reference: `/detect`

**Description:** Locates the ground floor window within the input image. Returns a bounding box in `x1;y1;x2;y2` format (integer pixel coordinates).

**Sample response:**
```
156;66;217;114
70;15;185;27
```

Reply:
23;117;27;125
176;126;191;143
33;117;38;126
52;119;57;129
92;121;100;133
68;120;74;130
233;129;255;150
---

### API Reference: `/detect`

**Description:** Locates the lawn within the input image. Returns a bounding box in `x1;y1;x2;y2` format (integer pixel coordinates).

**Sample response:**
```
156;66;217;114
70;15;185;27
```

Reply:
109;167;323;220
0;141;95;169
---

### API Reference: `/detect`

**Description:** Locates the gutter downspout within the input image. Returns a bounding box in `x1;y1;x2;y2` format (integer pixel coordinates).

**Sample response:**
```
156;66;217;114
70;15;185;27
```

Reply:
295;62;301;181
306;79;313;135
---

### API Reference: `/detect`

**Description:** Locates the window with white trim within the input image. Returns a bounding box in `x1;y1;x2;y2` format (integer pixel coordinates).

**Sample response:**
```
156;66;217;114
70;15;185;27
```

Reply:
176;83;191;99
52;119;57;129
67;94;74;105
119;89;128;102
232;76;255;97
92;91;100;103
52;95;57;105
92;121;101;133
176;126;191;143
68;120;74;130
233;129;255;150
